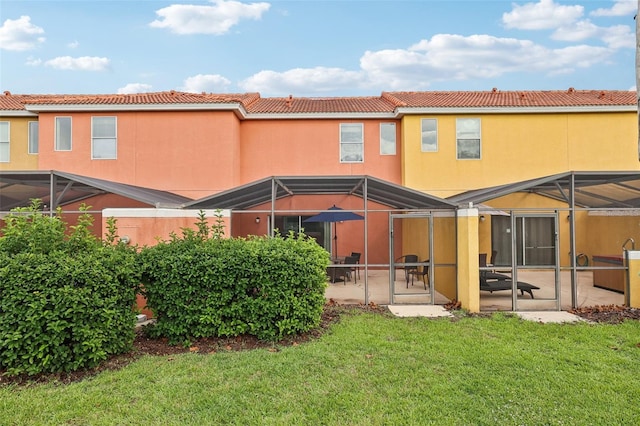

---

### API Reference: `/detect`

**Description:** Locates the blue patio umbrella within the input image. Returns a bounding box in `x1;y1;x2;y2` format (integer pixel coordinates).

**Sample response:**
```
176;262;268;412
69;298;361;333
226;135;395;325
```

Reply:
303;205;364;257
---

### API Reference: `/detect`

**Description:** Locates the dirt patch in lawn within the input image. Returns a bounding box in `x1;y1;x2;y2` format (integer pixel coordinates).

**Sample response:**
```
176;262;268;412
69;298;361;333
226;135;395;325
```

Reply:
569;304;640;323
1;302;637;386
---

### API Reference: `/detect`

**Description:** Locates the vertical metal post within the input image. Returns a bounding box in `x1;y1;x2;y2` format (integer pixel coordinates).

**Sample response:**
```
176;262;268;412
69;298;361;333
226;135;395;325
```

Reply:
429;213;435;304
570;174;578;308
363;177;369;305
270;178;276;237
511;213;518;310
388;213;394;305
49;172;55;216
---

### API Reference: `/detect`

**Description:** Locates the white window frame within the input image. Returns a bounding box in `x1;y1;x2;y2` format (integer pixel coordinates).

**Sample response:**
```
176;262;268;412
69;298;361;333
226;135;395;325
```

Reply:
0;121;9;162
55;116;72;151
91;116;117;160
28;121;39;154
339;123;364;163
456;118;481;160
421;118;438;152
380;122;396;155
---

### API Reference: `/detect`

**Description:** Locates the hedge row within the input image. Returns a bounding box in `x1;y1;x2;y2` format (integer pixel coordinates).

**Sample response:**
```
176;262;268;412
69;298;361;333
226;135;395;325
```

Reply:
0;202;139;376
139;215;329;344
0;205;330;375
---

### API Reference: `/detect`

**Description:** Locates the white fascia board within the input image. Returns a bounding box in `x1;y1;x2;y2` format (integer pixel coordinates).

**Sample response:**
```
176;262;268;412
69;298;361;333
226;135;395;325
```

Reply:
24;102;244;113
0;110;38;117
395;105;637;116
245;112;397;120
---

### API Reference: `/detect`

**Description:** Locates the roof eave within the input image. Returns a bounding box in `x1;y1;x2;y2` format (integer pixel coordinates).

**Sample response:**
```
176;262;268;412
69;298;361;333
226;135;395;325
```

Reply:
245;112;397;120
24;102;246;114
0;110;38;117
395;105;637;116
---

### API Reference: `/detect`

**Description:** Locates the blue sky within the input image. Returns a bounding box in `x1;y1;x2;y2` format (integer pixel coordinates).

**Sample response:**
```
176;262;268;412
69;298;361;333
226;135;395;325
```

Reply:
0;0;637;96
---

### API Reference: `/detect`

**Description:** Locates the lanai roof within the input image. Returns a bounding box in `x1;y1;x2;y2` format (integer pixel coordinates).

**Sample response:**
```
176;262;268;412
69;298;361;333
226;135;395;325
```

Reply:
448;171;640;209
184;175;457;210
0;171;191;212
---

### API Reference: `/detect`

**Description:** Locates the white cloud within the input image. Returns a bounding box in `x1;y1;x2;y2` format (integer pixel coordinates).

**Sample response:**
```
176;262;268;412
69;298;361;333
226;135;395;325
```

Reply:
591;0;637;17
180;74;232;92
502;1;634;50
596;24;635;49
44;56;110;71
239;32;616;96
149;0;270;35
361;34;612;89
502;0;583;30
0;16;45;51
25;56;42;66
117;83;153;94
239;67;365;94
68;40;79;49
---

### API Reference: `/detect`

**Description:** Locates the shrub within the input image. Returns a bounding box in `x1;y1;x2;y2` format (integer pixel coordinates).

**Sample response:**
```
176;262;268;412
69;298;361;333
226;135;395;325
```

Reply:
139;216;329;344
0;201;140;376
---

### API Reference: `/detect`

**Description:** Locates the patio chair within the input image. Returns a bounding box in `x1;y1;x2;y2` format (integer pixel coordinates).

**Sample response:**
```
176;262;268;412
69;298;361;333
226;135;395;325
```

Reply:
395;254;419;287
480;277;540;299
350;252;361;280
479;253;511;281
479;253;539;298
408;261;429;290
343;255;359;284
328;264;351;284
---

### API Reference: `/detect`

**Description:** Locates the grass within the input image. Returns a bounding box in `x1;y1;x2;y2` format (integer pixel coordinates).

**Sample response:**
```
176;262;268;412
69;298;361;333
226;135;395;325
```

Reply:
1;309;640;425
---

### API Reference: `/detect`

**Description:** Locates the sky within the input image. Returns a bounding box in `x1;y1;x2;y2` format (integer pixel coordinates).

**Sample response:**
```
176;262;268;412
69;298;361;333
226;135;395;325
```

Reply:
0;0;638;97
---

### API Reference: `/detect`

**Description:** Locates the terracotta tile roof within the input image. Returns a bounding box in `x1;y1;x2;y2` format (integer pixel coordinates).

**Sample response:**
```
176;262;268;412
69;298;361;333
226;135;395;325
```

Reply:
1;89;635;114
1;91;260;110
384;89;636;108
246;95;398;114
0;92;45;110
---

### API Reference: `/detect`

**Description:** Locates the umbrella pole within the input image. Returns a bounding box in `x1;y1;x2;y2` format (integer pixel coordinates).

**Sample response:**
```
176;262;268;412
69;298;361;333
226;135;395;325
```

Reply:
333;222;338;258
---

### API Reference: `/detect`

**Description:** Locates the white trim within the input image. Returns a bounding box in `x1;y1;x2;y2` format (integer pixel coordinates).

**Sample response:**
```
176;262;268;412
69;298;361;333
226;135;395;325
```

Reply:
420;118;438;152
395;106;637;115
28;121;38;155
457;208;479;217
25;102;245;113
91;116;117;160
54;116;72;151
626;251;640;260
379;122;396;155
588;210;640;216
0;121;9;163
247;112;397;120
0;111;38;117
102;208;231;218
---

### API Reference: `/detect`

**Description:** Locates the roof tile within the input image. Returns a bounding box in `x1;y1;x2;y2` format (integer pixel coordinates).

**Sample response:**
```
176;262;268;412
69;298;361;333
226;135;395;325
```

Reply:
1;89;636;114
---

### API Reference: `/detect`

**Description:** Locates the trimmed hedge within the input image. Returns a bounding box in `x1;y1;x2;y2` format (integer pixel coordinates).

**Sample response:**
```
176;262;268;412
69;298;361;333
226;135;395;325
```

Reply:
139;226;329;344
0;202;140;376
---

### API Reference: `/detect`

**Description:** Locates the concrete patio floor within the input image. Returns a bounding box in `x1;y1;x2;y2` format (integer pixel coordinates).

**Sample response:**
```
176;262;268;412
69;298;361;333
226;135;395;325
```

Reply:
325;268;624;312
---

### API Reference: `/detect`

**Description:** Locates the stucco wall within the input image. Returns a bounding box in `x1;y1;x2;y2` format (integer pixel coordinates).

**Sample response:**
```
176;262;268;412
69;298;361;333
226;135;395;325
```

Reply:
239;119;402;183
401;112;639;199
0;116;39;170
36;110;242;199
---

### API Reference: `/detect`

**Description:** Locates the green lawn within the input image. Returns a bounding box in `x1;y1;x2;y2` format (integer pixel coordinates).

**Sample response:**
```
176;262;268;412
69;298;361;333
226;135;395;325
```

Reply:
1;310;639;425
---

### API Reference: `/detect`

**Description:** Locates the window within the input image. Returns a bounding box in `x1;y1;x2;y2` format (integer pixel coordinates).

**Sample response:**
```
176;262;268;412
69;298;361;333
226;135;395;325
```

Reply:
340;123;363;162
456;118;481;159
92;116;117;159
28;121;39;154
0;122;9;162
55;117;72;151
380;123;396;155
421;119;437;152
